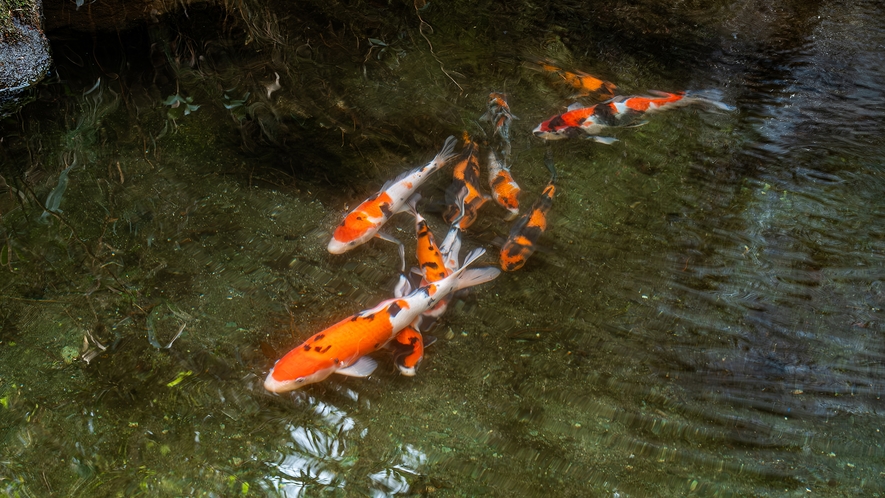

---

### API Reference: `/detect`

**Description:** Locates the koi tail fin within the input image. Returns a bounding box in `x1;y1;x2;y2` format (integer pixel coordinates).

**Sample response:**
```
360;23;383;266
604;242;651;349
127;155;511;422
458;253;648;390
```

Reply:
439;226;462;270
451;247;501;292
682;89;736;112
431;135;459;169
544;148;557;184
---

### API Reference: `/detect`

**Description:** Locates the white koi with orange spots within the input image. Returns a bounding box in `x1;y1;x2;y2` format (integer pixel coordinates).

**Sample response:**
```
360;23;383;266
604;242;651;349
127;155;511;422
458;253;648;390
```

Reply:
328;135;457;254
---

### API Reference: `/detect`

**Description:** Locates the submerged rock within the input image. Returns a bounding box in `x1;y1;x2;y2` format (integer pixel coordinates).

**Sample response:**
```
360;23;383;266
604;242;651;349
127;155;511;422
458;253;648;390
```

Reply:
0;3;51;118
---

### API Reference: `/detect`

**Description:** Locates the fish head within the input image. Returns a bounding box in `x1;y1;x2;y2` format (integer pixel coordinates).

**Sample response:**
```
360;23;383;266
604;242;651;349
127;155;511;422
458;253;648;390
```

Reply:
328;194;390;254
392;327;424;377
264;353;338;392
500;236;534;272
532;120;570;140
328;212;378;253
327;236;353;254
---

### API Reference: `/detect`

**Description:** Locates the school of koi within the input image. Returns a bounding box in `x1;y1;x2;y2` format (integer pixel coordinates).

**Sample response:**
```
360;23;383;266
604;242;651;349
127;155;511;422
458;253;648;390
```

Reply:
264;58;735;392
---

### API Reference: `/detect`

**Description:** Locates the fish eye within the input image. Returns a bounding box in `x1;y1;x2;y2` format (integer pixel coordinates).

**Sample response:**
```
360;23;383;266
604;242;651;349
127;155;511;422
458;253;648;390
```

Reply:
295;377;305;384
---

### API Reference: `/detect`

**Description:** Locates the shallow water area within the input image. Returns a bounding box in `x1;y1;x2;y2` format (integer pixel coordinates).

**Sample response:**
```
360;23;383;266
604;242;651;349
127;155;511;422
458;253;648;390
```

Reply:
1;0;884;496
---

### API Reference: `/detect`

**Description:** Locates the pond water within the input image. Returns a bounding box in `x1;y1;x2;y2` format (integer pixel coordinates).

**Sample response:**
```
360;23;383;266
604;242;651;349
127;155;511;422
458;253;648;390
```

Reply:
1;0;883;496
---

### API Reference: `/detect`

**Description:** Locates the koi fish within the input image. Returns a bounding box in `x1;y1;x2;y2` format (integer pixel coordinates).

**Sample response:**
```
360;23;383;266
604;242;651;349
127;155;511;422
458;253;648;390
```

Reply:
387;273;438;376
528;58;617;98
480;92;517;145
389;327;437;376
328;135;458;256
487;149;521;221
438;225;463;273
407;193;451;285
500;153;556;272
405;194;460;325
264;248;500;392
533;90;734;143
442;136;489;230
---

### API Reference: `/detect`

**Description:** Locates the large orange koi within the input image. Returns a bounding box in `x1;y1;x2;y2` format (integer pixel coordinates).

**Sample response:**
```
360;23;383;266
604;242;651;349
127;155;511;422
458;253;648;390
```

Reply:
264;248;499;392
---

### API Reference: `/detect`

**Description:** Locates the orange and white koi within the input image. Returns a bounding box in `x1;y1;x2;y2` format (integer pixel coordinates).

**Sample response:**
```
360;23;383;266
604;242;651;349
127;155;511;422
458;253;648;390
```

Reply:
533;90;734;143
487;149;520;221
442;136;489;230
328;135;457;256
528;58;617;98
500;153;556;272
264;248;499;392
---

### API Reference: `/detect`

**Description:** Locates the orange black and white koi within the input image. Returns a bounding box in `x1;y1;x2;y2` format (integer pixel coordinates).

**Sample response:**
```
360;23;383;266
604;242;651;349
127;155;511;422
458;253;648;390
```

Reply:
480;92;517;161
328;135;457;258
500;153;556;272
264;248;500;392
387;271;439;376
533;90;735;143
388;326;438;376
407;193;451;285
481;92;516;142
406;194;462;326
442;136;489;230
527;58;617;98
487;149;521;221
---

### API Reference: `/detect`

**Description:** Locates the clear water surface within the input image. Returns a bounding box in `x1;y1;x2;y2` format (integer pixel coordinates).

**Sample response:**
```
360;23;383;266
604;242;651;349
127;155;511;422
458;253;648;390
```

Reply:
1;0;883;496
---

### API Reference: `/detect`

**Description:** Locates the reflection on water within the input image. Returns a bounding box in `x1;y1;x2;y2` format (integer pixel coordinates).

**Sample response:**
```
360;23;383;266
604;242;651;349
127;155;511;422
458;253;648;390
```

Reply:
272;399;356;495
1;0;884;496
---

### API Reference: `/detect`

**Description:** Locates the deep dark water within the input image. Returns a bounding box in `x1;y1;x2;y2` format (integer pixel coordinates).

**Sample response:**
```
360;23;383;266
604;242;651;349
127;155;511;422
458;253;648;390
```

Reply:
1;0;884;496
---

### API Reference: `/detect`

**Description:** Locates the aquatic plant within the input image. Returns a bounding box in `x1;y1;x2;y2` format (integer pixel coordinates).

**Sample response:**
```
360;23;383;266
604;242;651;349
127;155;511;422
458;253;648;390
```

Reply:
222;90;250;122
39;155;76;221
162;93;200;118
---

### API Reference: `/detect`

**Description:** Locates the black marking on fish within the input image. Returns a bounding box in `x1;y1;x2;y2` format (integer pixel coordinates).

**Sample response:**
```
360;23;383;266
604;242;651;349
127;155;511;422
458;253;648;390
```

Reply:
380;203;394;218
491;173;510;188
519;224;544;242
388;301;403;317
303;344;311;351
547;115;566;131
592;103;618;126
320;345;332;354
314;334;325;341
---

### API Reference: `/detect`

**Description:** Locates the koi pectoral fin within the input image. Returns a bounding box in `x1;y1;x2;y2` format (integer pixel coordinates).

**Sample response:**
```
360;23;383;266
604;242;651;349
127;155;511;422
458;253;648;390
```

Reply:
585;136;619;145
335;356;378;377
375;231;406;272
